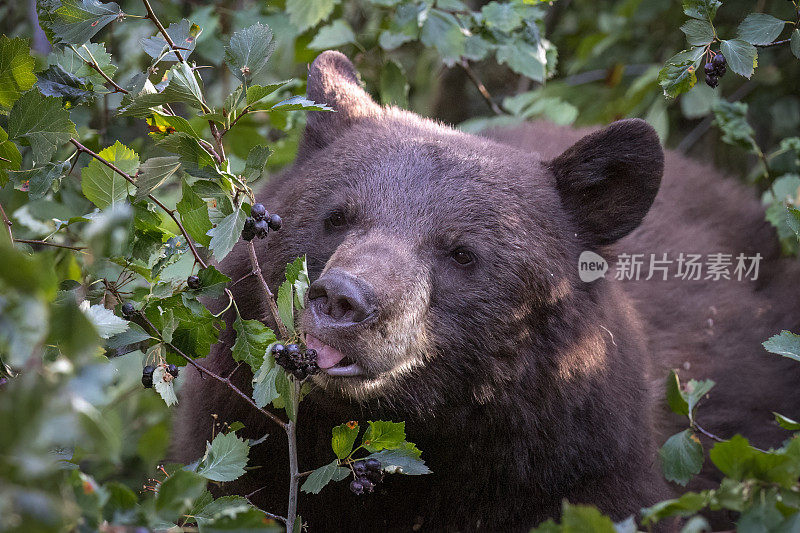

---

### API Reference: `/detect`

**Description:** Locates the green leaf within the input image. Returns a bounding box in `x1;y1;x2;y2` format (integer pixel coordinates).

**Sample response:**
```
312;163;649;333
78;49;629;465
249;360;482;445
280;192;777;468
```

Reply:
0;36;37;110
80;141;138;209
287;0;340;32
332;422;359;459
270;95;333;112
36;65;93;104
155;469;207;523
658;48;704;98
774;412;800;431
162;309;177;344
378;31;414;51
309;20;356;50
708;434;751;480
49;43;116;88
119;63;206;116
363;420;406;452
659;429;703;485
274;368;296;422
666;370;689;416
788;207;800;240
496;41;546;82
0;126;22;187
557;502;617;533
232;314;276;372
681;19;715;46
224;23;275;85
8;90;77;164
365;442;431;475
176;179;212;248
196;266;231;299
481;2;523;33
252;356;280;408
285;256;310;310
300;459;350;494
763;330;800;362
106;322;151;350
277;280;295;334
141;19;202;62
712;100;757;152
421;10;467;67
196;431;249;482
83;303;128;339
243;145;270;182
682;0;721;23
40;0;124;46
720;39;757;79
379;60;409;108
736;13;786;46
153;362;178;407
207;208;246;261
245;81;290;106
134;156;181;201
640;491;710;527
686;379;715;417
157;132;215;172
792;29;800;60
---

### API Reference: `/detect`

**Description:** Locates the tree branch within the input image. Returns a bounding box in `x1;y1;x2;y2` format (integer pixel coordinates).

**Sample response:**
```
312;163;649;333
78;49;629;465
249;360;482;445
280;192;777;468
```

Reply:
69;138;209;269
246;240;290;340
459;59;506;116
14;239;87;251
755;38;790;48
0;202;13;244
141;0;184;63
75;44;129;94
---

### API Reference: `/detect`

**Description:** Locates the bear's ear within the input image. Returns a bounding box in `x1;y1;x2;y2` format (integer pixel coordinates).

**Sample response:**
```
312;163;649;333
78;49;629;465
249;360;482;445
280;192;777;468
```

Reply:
297;51;381;159
549;119;664;245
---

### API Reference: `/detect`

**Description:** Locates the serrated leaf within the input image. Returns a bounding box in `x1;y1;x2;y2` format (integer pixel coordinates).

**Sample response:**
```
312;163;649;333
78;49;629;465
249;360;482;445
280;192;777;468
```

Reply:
134;156;180;201
496;41;546;82
252;356;279;408
245;81;290;106
685;379;715;417
274;368;296;422
270;95;333;112
8;90;77;164
141;19;202;62
308;20;356;49
106;322;151;350
380;60;409;108
285;256;309;310
224;23;275;85
712;100;757;152
153;364;178;407
0;36;37;110
155;469;207;523
118;63;205;117
243;145;270;182
640;491;710;527
681;19;714;46
42;0;124;46
421;10;467;67
774;412;800;431
763;330;800;362
84;303;128;339
788;207;800;240
36;64;93;104
277;280;295;334
682;0;720;22
49;43;116;88
176;179;212;247
196;432;249;482
162;308;177;344
363;421;405;452
720;39;757;79
80;140;138;209
232;314;275;372
300;459;350;494
196;266;231;299
365;442;431;475
0;126;23;187
659;430;703;485
332;422;359;459
658;51;700;99
157;132;215;172
666;370;689;416
287;0;340;32
378;31;414;51
481;2;523;33
207;208;246;261
791;29;800;60
557;503;617;533
736;13;786;46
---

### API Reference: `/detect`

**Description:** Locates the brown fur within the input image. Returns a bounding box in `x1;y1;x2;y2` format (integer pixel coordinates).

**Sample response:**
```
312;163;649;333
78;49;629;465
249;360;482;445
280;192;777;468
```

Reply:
172;52;800;531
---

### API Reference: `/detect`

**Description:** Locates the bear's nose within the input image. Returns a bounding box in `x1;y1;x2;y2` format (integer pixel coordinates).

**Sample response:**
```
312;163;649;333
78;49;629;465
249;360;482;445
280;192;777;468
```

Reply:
308;269;378;326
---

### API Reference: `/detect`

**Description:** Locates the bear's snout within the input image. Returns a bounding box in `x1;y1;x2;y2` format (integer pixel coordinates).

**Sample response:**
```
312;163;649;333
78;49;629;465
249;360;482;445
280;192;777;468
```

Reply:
307;268;378;330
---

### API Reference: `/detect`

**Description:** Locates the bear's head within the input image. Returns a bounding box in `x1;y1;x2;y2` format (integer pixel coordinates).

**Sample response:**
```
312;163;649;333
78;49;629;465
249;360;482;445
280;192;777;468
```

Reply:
272;52;664;414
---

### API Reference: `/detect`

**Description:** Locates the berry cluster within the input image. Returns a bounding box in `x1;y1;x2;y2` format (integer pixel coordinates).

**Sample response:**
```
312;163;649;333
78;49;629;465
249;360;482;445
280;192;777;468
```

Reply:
271;343;319;380
349;459;383;495
242;203;282;241
704;53;726;88
142;364;179;388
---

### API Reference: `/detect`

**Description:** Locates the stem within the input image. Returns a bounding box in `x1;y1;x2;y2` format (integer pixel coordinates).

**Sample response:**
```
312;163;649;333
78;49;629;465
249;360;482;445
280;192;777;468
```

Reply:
755;39;791;48
459;59;506;116
141;0;184;63
138;312;288;430
0;202;13;244
286;379;301;531
692;422;768;453
13;239;87;251
69;138;209;269
246;240;290;339
74;44;129;94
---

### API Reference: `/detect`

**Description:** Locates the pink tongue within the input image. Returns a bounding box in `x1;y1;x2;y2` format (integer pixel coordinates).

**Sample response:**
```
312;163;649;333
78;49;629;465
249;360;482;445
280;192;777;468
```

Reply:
306;335;346;369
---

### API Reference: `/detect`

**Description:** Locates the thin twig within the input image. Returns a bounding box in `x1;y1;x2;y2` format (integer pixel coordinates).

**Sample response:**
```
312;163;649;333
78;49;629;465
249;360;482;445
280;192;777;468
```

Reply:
75;44;129;94
246;241;290;340
141;0;184;63
69;138;209;269
286;380;300;531
459;59;505;116
14;239;87;251
0;202;13;243
137;312;288;430
693;422;769;453
755;39;790;48
244;486;286;524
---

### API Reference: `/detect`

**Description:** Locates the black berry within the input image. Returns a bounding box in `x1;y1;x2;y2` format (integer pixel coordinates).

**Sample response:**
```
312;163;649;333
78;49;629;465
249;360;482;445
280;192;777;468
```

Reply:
251;203;267;221
703;62;715;76
254;219;269;239
267;213;282;231
271;344;286;356
711;53;726;70
364;458;381;472
286;344;301;355
705;74;719;88
166;364;179;377
353;461;368;476
187;275;201;290
242;217;256;241
142;365;155;388
349;479;365;495
121;302;135;318
357;476;375;493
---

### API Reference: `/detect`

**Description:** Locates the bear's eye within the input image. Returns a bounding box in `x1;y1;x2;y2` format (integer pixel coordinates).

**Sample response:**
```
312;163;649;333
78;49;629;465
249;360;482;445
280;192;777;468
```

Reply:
450;248;474;266
325;211;347;229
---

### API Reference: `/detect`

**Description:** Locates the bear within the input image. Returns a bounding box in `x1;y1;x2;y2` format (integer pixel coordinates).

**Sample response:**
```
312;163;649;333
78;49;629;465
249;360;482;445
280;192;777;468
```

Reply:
172;51;800;531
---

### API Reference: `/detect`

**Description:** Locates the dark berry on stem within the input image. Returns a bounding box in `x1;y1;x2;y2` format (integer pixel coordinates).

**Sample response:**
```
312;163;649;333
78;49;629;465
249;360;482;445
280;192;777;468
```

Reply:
711;53;726;69
704;62;715;76
365;458;381;472
287;344;301;355
705;74;719;88
187;275;201;290
244;217;256;232
267;213;282;231
143;365;155;375
166;364;179;377
271;344;286;356
251;203;267;220
350;479;365;495
254;219;269;239
121;302;135;318
142;374;153;388
358;476;375;492
353;461;367;476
